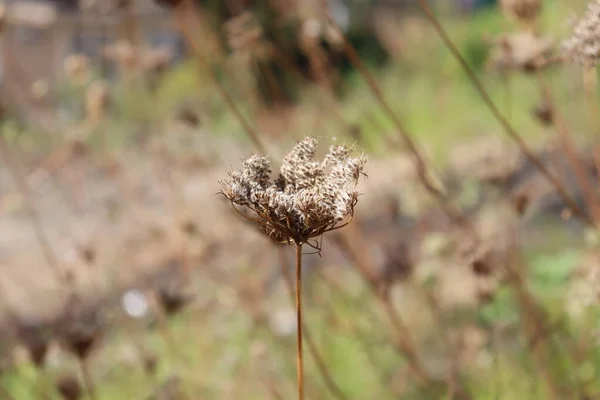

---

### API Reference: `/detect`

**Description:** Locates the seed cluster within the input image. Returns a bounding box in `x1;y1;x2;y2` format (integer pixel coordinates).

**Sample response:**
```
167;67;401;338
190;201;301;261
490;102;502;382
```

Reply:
488;32;554;73
500;0;542;24
563;1;600;67
219;137;367;245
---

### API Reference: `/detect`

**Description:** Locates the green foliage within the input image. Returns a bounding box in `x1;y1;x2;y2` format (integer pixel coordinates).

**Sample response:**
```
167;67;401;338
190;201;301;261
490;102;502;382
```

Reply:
528;249;581;298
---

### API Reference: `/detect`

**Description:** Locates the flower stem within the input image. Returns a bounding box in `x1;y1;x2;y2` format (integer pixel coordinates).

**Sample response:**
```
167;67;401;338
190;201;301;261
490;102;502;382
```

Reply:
295;243;304;400
79;359;97;400
277;248;348;400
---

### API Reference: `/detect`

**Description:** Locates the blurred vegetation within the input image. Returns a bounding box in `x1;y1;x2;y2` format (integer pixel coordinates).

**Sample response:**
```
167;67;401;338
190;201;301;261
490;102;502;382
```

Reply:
2;0;600;399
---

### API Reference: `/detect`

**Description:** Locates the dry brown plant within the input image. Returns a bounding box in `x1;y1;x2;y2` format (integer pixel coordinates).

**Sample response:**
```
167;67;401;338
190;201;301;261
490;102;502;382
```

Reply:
219;137;366;400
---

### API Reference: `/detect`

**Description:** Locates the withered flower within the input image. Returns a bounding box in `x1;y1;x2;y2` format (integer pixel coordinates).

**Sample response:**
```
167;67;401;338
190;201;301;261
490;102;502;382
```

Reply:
17;320;52;369
219;137;367;247
500;0;542;24
143;353;158;377
219;137;366;400
487;32;555;73
563;1;600;67
157;279;192;317
152;0;184;8
532;98;554;126
56;374;82;400
60;303;103;361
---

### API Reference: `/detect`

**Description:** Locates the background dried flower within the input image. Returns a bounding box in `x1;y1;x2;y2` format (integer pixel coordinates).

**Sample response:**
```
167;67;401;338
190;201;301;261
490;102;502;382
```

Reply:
17;320;52;369
487;32;555;73
219;137;367;246
563;1;600;67
500;0;542;24
60;303;104;360
56;374;83;400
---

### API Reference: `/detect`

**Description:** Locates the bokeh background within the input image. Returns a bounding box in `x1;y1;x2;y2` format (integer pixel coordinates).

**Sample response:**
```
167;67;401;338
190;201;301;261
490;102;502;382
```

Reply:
1;0;600;399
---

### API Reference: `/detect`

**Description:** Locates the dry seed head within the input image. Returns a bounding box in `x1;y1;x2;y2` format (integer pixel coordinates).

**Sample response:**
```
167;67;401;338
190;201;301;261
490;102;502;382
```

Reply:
563;1;600;67
152;0;184;8
85;81;110;123
488;32;554;73
219;137;366;245
500;0;541;24
143;353;158;376
64;54;90;83
60;303;103;360
532;100;554;126
157;283;191;316
18;321;52;369
56;374;82;400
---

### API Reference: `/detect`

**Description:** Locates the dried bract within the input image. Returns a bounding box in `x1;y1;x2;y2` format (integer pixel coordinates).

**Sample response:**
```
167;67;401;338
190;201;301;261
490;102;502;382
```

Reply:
219;137;367;246
563;1;600;67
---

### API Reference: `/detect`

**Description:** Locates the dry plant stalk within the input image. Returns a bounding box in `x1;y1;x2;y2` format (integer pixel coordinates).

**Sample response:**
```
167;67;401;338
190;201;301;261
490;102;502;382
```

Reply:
416;0;592;225
534;72;600;224
563;1;600;168
321;3;478;239
277;248;350;400
219;137;366;400
0;136;68;285
173;0;267;154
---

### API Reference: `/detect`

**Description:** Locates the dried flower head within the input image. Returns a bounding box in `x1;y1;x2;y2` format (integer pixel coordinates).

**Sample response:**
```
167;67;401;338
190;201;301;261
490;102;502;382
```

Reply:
219;137;367;248
532;98;554;126
59;302;103;360
157;279;192;316
563;1;600;67
85;81;110;123
17;320;52;369
143;352;158;377
56;374;83;400
63;54;90;84
487;32;555;73
500;0;541;24
152;0;184;8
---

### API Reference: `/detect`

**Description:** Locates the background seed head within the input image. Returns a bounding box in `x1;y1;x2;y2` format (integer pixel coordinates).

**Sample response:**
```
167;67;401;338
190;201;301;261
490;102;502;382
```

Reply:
563;1;600;67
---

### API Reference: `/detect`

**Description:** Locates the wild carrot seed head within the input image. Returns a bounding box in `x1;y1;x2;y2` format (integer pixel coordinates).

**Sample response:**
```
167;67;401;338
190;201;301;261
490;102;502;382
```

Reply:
219;137;367;246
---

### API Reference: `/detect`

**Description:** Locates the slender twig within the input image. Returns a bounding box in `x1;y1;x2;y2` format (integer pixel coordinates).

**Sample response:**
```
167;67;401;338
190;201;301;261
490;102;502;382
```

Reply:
79;359;97;400
0;136;66;285
322;6;475;238
583;66;598;124
333;226;473;400
35;369;51;400
278;248;350;400
503;251;564;400
535;71;600;224
294;243;305;400
174;0;267;155
333;228;427;382
316;269;392;387
415;0;591;225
